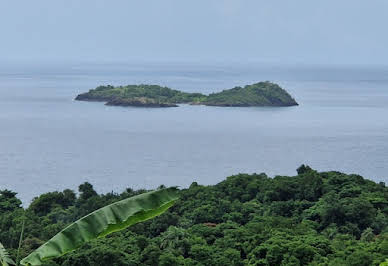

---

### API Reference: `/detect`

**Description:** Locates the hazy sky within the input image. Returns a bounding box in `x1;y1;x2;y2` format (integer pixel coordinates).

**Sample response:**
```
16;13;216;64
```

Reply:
1;0;388;65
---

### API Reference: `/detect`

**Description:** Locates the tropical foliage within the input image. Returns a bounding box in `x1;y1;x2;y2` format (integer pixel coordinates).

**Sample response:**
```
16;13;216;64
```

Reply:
1;166;388;265
0;241;15;266
75;82;298;107
20;188;179;265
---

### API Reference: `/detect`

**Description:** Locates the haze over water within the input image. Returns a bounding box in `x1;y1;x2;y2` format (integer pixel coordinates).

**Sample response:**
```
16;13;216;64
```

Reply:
1;63;388;204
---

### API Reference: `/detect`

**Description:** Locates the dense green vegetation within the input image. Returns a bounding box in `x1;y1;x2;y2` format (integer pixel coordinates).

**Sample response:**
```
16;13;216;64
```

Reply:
20;188;179;265
1;166;387;265
75;85;206;107
202;82;298;106
75;82;298;107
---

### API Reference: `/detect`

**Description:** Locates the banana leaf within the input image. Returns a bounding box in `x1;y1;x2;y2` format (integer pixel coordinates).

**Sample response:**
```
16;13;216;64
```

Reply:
20;187;179;265
0;242;15;266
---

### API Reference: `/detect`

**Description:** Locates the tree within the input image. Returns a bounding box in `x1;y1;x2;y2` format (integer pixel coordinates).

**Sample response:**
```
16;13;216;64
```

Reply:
0;190;21;212
78;182;97;201
346;250;373;266
297;164;313;175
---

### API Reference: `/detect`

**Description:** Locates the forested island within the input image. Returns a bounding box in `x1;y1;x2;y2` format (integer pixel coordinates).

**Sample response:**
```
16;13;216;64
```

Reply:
1;166;388;265
75;82;298;108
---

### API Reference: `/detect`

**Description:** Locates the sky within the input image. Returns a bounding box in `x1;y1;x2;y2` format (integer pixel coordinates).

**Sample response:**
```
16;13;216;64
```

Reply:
1;0;388;65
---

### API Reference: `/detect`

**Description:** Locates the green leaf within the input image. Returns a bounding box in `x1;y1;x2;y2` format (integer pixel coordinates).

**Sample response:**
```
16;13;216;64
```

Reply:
20;187;179;265
380;259;388;266
0;242;15;266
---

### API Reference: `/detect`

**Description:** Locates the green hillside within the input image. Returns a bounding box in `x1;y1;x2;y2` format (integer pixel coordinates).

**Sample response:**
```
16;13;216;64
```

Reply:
1;166;387;265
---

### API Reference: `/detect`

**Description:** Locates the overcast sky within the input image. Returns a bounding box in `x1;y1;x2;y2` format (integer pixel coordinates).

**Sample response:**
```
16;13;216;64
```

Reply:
1;0;388;65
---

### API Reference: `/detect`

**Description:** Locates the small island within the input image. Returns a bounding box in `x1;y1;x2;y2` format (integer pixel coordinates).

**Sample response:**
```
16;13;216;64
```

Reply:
200;82;298;107
75;82;298;107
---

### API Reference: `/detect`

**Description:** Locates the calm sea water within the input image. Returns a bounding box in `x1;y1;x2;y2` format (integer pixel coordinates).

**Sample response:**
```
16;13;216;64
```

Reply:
1;63;388;204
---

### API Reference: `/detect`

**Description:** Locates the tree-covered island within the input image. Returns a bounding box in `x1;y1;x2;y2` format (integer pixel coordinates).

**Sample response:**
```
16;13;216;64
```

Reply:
75;82;298;108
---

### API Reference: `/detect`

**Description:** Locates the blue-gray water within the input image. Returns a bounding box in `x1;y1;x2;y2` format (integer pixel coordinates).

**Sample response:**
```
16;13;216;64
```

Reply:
1;63;388;204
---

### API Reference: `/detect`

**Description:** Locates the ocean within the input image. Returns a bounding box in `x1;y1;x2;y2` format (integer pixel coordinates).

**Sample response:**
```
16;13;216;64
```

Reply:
1;62;388;204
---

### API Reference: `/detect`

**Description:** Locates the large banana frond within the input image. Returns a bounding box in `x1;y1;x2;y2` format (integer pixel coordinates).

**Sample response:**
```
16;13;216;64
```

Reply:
0;242;15;266
21;187;179;265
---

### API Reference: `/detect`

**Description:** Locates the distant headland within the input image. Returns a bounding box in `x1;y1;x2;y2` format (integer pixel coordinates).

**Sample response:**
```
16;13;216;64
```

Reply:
75;82;298;107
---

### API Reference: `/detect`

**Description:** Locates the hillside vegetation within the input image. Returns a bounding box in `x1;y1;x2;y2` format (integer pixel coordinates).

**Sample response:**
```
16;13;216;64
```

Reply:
75;85;206;107
75;82;298;107
202;82;298;106
1;166;387;265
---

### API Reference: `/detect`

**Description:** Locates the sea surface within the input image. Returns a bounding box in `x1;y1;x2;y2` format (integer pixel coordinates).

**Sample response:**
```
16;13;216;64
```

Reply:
1;62;388;204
